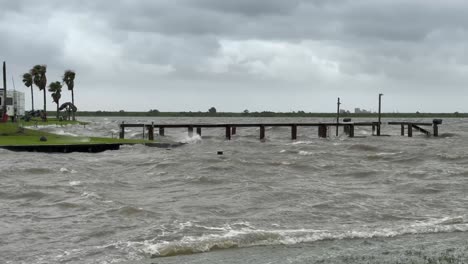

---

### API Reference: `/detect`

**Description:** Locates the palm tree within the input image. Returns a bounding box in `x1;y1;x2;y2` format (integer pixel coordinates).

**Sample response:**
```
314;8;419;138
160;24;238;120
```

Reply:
62;70;76;120
22;73;34;111
30;65;47;120
48;81;62;119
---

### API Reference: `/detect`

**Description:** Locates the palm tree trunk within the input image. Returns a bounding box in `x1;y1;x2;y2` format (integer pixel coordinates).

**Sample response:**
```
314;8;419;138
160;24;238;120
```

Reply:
43;89;47;121
56;101;59;119
71;89;75;121
30;85;34;111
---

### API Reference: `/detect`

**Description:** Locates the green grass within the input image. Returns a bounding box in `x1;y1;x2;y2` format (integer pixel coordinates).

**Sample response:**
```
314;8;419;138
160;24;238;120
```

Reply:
0;122;150;146
19;118;88;127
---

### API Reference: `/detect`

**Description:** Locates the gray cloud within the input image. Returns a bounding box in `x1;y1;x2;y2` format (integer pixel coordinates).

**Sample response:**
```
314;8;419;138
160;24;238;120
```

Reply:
0;0;467;112
187;0;302;16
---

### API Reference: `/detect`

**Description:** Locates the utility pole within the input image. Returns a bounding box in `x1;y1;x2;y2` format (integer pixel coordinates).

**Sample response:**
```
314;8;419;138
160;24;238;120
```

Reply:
377;93;383;136
336;97;341;137
2;61;6;121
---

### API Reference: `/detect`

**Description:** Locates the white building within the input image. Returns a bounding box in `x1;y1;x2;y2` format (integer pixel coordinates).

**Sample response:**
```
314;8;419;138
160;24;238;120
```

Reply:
0;90;25;116
354;108;371;114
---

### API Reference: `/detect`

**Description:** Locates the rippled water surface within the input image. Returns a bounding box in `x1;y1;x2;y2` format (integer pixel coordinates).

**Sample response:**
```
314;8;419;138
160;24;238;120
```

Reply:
1;117;468;263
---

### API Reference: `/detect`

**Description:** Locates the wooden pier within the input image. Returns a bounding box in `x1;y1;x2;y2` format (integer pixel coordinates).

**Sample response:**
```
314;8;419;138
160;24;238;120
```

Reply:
388;119;442;137
119;119;442;141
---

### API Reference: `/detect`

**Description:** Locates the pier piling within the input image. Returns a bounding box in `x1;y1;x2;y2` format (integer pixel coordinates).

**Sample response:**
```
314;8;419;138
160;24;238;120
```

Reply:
232;127;237;135
196;127;202;136
432;119;442;137
291;125;297;140
119;122;125;139
148;124;154;141
159;127;165;136
318;125;328;138
344;125;350;135
343;118;352;135
260;125;265;140
226;126;231;140
349;125;355;137
407;124;413;137
188;126;194;137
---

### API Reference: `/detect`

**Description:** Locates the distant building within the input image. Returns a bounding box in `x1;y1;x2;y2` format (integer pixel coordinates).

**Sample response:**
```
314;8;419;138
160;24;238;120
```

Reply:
0;90;25;116
354;108;371;114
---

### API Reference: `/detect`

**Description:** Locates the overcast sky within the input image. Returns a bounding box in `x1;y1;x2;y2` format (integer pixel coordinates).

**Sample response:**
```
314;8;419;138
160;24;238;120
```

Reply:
1;0;467;112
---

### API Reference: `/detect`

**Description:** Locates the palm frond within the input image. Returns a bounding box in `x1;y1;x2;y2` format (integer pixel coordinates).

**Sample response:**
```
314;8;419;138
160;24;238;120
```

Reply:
49;81;62;104
63;70;76;90
22;73;33;87
48;81;62;92
31;65;48;90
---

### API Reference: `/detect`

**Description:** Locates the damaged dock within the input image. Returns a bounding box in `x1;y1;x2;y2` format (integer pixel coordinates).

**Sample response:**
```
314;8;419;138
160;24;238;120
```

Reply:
119;119;442;141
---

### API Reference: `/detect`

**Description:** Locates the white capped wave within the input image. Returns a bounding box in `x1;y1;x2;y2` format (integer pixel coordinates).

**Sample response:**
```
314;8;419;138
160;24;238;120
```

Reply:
81;191;102;199
69;181;81;186
60;168;78;174
129;132;142;138
35;127;79;137
181;134;202;144
298;151;313;156
437;216;464;225
291;141;313;145
376;152;403;156
128;216;468;257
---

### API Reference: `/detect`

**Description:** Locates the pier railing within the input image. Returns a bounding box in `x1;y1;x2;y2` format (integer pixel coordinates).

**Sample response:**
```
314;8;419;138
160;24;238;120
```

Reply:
118;119;442;141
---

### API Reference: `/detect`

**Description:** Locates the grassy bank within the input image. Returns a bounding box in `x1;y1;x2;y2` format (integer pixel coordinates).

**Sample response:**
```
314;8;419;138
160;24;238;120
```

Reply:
19;118;88;127
0;122;149;146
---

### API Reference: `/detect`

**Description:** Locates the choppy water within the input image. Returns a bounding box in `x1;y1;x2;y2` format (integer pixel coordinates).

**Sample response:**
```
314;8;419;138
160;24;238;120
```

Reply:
1;117;468;264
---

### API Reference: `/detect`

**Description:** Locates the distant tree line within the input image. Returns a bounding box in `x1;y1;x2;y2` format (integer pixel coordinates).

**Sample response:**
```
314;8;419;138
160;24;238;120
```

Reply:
73;110;468;118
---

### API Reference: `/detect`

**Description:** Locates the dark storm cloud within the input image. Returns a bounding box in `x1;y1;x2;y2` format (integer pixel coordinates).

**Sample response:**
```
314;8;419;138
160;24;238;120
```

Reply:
187;0;302;16
1;0;468;112
340;1;468;42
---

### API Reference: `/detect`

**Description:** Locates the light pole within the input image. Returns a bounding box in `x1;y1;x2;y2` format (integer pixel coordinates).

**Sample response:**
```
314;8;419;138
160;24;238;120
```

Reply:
2;61;6;121
336;97;341;137
377;93;383;136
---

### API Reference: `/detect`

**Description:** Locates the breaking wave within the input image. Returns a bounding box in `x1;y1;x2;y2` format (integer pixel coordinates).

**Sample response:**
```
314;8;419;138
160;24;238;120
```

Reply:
119;216;468;258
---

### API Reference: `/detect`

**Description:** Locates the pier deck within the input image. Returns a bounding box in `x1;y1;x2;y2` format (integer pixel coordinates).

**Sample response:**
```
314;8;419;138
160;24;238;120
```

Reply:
119;120;442;141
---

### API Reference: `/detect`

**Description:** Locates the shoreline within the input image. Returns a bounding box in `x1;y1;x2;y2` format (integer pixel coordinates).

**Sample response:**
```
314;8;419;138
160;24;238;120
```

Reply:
72;111;468;118
0;122;158;153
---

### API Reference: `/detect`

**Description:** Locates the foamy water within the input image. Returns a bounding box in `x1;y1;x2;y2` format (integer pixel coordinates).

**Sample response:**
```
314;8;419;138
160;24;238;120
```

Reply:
1;117;468;263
